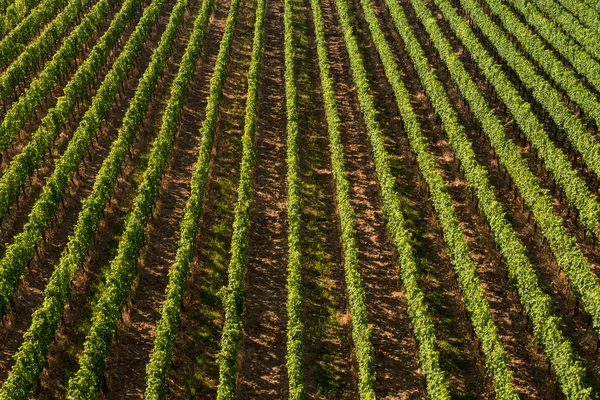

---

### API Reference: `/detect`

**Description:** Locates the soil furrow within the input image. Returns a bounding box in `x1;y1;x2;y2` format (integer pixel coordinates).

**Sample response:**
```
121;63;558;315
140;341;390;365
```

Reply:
295;0;355;397
318;0;434;396
235;0;289;396
0;0;149;257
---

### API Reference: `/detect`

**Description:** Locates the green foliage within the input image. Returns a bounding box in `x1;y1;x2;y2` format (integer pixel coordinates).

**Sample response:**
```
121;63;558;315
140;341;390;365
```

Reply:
344;0;454;398
310;0;383;397
215;0;265;397
456;0;600;239
0;0;91;103
400;0;592;396
63;0;194;396
344;0;517;395
140;0;219;397
442;0;600;343
0;0;122;154
554;0;600;44
282;0;303;397
457;0;600;196
0;0;43;38
0;0;147;318
0;0;135;229
481;0;600;141
519;0;600;63
0;0;185;396
0;0;68;70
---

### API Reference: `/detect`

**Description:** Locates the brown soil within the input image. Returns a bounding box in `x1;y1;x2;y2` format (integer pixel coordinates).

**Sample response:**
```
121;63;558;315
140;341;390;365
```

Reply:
295;0;355;397
317;0;438;397
0;0;148;256
163;0;255;395
235;0;290;396
0;0;156;386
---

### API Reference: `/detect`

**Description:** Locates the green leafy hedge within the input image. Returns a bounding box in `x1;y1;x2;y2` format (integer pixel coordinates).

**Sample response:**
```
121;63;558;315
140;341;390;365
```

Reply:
64;0;196;396
216;0;265;397
0;0;188;396
0;0;160;319
444;0;600;338
400;0;592;396
0;0;68;70
282;0;303;397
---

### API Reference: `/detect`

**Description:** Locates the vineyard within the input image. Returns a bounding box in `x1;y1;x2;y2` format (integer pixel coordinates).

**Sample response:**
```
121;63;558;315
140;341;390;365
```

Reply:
0;0;599;397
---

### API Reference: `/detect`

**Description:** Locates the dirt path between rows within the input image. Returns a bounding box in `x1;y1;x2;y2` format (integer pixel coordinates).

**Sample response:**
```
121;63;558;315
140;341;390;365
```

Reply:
296;0;356;397
235;0;290;396
318;0;431;396
163;0;255;395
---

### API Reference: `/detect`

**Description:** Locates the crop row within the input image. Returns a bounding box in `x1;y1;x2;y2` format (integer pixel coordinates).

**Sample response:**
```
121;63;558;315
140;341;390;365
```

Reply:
0;0;68;71
349;0;457;397
282;0;303;397
461;0;600;183
0;0;42;37
0;0;189;395
0;0;122;155
554;0;600;39
452;0;600;334
0;0;143;317
64;0;192;396
483;0;600;125
404;0;592;396
0;0;92;103
358;1;518;399
308;0;379;397
523;0;600;63
216;0;265;397
141;0;215;397
0;0;133;225
460;0;600;238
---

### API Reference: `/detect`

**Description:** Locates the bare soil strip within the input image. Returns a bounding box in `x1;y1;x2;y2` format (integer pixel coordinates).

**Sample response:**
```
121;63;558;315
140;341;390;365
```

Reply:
0;0;148;256
161;0;257;395
294;0;356;397
235;0;290;396
425;0;600;391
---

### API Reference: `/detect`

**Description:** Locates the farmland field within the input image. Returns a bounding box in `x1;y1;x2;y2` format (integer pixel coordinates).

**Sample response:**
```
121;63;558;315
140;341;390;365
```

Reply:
0;0;599;397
